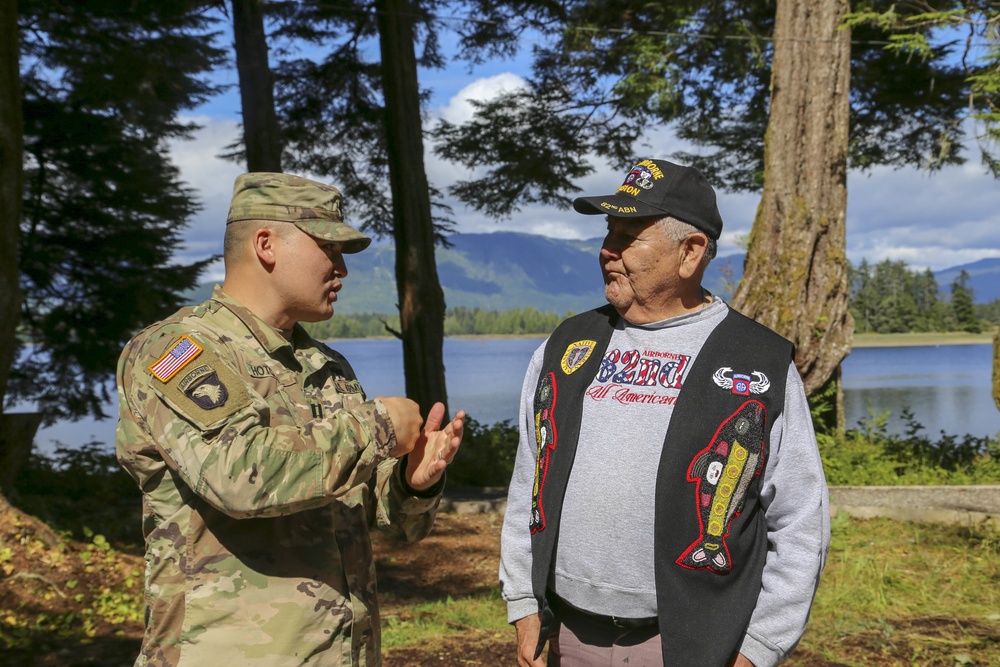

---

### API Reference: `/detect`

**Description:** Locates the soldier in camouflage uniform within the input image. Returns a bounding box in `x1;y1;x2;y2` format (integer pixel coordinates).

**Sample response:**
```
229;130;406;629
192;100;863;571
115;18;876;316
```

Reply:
115;173;465;667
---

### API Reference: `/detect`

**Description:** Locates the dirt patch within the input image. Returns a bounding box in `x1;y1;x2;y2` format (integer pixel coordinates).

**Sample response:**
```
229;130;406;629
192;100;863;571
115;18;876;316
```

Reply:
384;633;510;666
374;512;503;606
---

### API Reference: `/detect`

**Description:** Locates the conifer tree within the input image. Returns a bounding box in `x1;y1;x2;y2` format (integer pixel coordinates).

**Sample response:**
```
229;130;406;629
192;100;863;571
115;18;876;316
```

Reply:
950;270;981;333
433;0;991;403
10;0;223;423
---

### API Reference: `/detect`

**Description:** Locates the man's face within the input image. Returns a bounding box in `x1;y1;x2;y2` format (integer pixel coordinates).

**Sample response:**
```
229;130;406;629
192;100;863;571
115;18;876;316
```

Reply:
600;216;682;323
273;225;348;324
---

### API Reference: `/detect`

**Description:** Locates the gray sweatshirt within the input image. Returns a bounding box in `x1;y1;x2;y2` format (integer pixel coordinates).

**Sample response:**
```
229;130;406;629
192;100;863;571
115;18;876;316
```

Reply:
499;299;831;667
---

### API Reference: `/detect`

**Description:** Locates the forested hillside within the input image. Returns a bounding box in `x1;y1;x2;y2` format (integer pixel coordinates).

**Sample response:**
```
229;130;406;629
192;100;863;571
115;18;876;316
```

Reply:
187;233;999;335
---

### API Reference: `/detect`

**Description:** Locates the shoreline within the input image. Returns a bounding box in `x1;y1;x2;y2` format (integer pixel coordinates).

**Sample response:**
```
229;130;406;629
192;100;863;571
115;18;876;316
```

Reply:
852;332;995;348
326;331;996;347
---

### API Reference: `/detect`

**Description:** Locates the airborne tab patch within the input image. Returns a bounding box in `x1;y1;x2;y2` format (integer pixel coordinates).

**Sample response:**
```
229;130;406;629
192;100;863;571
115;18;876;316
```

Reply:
560;340;596;375
149;336;203;383
153;345;252;430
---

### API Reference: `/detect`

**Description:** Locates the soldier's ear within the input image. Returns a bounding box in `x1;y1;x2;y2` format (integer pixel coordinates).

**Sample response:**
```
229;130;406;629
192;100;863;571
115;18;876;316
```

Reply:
253;227;278;269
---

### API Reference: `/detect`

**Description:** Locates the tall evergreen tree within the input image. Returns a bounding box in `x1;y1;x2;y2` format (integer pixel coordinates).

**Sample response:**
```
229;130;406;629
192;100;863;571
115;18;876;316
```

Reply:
0;0;22;412
0;0;29;493
433;0;985;402
230;0;283;172
950;269;981;333
732;0;852;402
238;0;552;414
11;0;224;423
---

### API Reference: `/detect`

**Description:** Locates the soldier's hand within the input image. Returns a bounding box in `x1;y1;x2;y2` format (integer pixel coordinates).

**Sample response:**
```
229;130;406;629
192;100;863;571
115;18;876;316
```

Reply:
377;396;423;457
405;402;465;491
515;613;546;667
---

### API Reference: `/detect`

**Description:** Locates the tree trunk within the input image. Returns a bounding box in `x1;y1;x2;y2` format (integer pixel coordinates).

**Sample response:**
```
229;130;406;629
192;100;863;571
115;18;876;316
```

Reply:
231;0;282;172
732;0;853;411
993;324;999;412
0;0;25;496
0;0;22;405
375;0;449;416
0;412;42;493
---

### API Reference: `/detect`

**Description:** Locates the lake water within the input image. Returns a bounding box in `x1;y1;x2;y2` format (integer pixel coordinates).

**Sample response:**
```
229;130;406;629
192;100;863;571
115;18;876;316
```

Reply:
24;339;1000;454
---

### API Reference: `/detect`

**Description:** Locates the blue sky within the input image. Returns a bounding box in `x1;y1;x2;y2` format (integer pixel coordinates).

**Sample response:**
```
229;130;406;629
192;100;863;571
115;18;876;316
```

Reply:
168;32;1000;281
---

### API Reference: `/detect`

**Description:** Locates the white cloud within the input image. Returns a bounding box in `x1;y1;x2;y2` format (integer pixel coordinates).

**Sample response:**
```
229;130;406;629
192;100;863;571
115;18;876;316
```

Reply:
167;115;243;276
846;158;1000;271
433;72;527;125
167;76;1000;280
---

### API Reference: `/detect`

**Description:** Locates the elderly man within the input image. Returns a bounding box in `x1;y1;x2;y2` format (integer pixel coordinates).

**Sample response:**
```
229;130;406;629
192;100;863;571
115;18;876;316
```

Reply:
500;159;829;667
115;173;464;666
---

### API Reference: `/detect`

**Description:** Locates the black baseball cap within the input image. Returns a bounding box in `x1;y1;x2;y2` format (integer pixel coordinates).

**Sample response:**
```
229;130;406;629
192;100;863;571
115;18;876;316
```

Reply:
573;158;723;240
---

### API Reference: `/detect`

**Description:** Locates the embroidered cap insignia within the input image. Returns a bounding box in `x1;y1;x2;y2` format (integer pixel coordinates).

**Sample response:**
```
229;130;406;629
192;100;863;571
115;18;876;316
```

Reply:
712;367;770;395
560;340;596;375
149;336;203;383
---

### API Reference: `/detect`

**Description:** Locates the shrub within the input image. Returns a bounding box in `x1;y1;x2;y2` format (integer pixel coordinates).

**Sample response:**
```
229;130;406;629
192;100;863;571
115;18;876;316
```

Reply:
445;417;519;489
819;408;1000;485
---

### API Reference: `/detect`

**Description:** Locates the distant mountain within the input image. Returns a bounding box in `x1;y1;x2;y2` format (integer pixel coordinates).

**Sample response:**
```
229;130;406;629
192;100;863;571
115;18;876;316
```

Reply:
934;257;1000;303
182;233;997;313
323;232;745;315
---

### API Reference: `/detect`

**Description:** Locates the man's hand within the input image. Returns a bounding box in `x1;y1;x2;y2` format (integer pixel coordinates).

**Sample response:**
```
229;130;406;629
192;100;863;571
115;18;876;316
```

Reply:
514;613;546;667
404;402;465;491
730;653;757;667
377;396;423;458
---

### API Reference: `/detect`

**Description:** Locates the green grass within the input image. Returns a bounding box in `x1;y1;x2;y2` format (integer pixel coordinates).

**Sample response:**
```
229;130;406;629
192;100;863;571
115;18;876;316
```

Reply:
790;513;1000;666
381;589;509;650
380;515;1000;666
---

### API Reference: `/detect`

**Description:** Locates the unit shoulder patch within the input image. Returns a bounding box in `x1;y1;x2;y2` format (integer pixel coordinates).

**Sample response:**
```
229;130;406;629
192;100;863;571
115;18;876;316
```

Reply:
560;340;596;375
152;343;252;430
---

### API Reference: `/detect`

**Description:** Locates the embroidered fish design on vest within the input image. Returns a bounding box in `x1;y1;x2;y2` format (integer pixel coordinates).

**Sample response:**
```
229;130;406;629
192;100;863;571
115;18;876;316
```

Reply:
677;399;766;574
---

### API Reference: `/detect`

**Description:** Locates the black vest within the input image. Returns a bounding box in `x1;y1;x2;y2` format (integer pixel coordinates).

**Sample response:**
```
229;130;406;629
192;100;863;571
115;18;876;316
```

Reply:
528;305;793;666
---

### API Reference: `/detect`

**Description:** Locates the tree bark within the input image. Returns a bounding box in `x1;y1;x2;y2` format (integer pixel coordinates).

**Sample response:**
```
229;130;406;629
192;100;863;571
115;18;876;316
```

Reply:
231;0;282;172
0;0;24;496
375;0;449;416
993;324;999;412
0;0;22;407
733;0;853;406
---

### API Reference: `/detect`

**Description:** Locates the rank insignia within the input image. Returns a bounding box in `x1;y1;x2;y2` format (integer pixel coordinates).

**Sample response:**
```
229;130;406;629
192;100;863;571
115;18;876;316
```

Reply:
560;340;596;375
712;367;770;396
149;336;203;383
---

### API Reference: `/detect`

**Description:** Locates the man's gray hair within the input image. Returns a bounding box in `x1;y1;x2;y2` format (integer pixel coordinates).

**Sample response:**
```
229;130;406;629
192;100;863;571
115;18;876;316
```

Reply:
655;216;717;269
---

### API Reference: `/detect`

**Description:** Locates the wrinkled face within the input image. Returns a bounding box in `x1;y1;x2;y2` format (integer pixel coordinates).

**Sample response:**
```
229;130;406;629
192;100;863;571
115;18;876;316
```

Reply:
273;225;348;324
600;216;682;323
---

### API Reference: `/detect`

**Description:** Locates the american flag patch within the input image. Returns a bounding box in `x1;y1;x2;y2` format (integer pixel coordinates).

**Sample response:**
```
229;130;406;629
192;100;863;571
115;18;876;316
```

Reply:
149;336;203;383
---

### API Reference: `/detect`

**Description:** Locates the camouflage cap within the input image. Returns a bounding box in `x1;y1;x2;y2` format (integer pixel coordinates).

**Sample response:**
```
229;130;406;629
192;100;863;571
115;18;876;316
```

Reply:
227;173;371;253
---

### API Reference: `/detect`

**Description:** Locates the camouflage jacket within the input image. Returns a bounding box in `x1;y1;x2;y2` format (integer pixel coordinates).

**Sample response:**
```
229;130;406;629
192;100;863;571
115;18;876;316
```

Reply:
115;287;441;666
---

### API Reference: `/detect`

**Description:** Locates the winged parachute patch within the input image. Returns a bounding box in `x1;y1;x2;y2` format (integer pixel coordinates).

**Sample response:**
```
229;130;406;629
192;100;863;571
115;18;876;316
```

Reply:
560;340;596;375
712;367;770;396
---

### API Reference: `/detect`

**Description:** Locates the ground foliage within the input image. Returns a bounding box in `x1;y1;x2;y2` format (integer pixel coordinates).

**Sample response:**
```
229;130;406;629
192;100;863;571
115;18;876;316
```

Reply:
1;418;997;664
4;504;996;666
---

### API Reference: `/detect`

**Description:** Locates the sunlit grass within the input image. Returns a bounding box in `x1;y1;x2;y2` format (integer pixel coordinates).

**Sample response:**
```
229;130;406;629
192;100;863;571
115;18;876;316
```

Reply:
381;514;1000;666
791;513;1000;666
381;589;509;650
